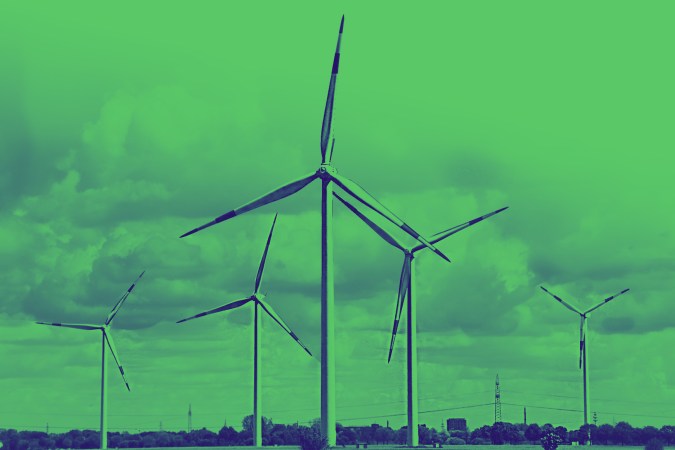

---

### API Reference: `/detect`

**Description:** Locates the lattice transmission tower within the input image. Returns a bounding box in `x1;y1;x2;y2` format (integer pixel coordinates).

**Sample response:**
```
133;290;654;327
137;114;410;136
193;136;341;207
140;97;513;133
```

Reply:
494;374;502;423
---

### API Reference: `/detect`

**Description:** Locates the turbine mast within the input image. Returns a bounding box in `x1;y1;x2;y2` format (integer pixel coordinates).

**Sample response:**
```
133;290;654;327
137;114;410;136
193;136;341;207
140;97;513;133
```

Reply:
253;301;262;447
406;256;419;447
321;177;336;445
582;317;590;445
100;331;108;449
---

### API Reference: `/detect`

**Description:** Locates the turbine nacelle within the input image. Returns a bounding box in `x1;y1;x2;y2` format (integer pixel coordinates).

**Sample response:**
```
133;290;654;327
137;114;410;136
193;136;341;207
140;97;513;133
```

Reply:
318;164;337;179
253;292;267;302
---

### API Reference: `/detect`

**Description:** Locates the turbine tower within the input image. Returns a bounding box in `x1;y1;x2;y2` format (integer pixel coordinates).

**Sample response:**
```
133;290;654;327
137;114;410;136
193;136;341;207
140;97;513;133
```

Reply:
179;17;450;445
539;286;630;444
36;271;144;449
334;193;507;446
188;404;192;433
178;215;312;447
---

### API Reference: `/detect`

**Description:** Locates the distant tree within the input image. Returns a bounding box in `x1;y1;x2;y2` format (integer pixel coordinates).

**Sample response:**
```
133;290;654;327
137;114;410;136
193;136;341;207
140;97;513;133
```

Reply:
640;426;660;444
504;423;524;444
217;425;239;445
525;424;542;443
470;425;492;444
594;424;614;445
573;424;591;445
490;422;507;445
541;431;562;450
418;425;433;445
298;426;327;450
374;426;394;444
394;427;407;444
141;434;156;448
645;437;665;450
613;421;636;446
660;426;675;445
554;426;568;444
337;426;356;446
450;429;469;441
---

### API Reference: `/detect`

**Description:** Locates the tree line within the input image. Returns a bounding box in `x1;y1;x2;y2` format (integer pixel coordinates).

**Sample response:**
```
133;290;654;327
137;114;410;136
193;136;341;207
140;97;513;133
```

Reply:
2;417;674;449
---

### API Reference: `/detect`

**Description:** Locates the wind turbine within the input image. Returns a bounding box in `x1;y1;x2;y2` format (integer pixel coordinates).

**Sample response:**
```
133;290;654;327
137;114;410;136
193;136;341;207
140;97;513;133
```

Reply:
335;193;507;446
179;16;450;445
178;214;312;447
539;285;630;444
36;271;145;450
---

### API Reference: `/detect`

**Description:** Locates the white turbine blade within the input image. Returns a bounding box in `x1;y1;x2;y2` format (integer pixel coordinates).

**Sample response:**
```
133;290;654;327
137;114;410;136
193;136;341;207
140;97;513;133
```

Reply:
579;316;585;369
331;172;450;263
103;330;130;391
320;16;344;164
177;297;253;324
388;256;411;363
258;298;313;356
539;286;582;314
180;172;318;238
254;214;278;293
413;207;509;252
584;288;630;315
35;322;102;331
334;192;406;252
106;271;145;325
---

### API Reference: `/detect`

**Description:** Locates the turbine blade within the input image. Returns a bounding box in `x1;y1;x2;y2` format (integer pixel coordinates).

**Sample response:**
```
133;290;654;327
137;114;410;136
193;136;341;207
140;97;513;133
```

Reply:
176;297;253;323
35;322;102;331
334;192;406;252
106;271;145;325
321;16;344;164
180;172;318;238
584;288;630;315
104;330;131;391
539;286;582;314
331;173;450;262
258;298;313;356
579;317;585;369
412;206;509;252
254;214;278;293
388;256;411;363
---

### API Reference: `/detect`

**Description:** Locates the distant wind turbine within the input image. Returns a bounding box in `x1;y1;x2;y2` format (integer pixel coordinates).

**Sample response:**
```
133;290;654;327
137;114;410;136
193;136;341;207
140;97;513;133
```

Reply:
178;16;449;445
178;214;311;447
539;285;630;444
335;192;507;446
36;271;145;450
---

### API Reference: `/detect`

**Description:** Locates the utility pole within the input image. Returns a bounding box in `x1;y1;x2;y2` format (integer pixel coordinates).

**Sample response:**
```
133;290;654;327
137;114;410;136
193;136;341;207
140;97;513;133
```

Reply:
524;407;527;425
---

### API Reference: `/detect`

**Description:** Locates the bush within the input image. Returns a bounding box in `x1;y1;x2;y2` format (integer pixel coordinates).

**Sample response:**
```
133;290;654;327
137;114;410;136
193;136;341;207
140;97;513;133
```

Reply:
447;437;466;445
470;437;491;445
541;432;562;450
645;438;665;450
298;427;328;450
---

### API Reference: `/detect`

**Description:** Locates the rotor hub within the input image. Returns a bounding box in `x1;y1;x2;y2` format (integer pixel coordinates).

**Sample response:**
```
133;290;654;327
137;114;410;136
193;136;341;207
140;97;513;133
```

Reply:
318;164;337;179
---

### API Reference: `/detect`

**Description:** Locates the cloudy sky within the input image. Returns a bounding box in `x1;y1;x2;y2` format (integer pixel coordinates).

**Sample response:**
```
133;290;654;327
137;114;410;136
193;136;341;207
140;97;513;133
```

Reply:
1;1;673;435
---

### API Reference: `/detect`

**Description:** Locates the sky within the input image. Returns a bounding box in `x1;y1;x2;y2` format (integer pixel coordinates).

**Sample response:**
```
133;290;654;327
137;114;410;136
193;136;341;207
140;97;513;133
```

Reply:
1;0;674;435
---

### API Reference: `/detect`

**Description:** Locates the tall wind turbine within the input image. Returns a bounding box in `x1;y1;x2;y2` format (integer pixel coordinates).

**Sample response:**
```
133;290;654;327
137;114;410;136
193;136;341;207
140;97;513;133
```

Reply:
36;271;144;450
178;214;312;447
179;16;450;445
539;286;630;444
335;193;507;446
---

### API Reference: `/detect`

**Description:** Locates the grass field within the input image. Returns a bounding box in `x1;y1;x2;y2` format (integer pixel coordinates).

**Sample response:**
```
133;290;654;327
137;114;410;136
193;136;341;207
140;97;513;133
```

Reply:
120;446;670;450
